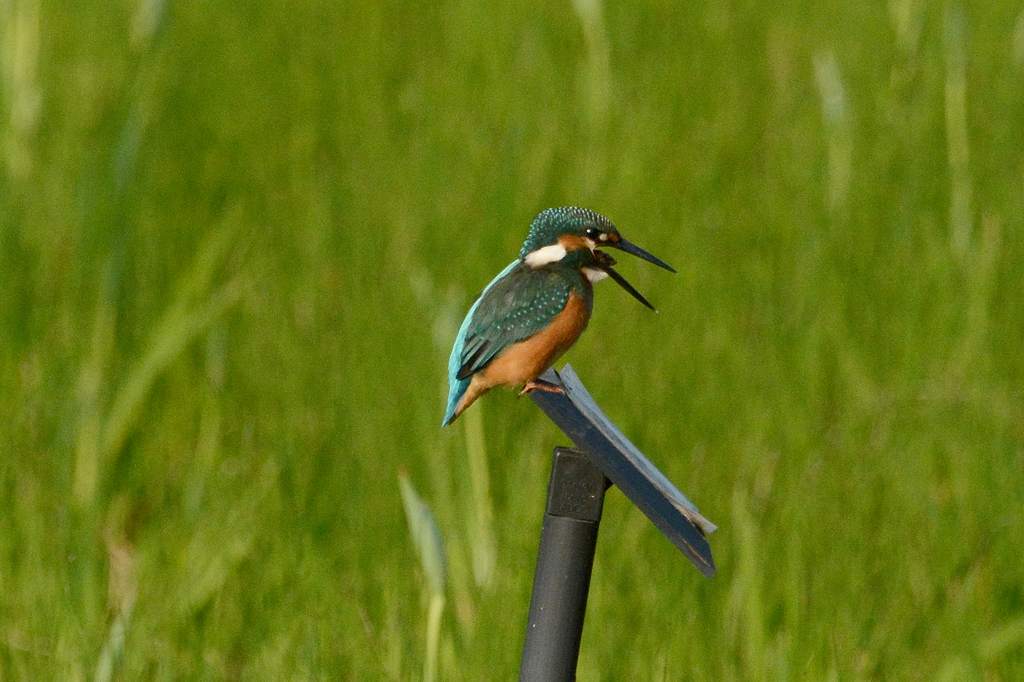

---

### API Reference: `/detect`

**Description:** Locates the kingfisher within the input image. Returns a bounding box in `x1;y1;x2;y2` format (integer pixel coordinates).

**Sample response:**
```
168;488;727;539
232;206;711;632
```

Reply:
442;206;675;427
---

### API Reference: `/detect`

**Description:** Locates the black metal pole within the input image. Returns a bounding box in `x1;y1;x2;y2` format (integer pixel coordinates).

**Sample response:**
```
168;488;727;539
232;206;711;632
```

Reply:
520;447;609;682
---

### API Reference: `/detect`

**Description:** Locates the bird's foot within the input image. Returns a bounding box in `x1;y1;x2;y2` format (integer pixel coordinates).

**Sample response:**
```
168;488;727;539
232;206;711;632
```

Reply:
518;379;564;397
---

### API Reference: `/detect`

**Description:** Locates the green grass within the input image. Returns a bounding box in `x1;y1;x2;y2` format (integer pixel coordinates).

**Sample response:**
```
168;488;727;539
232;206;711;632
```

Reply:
3;0;1024;678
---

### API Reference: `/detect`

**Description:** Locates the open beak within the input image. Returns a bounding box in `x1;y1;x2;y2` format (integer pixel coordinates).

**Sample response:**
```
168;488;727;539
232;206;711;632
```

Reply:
594;236;674;311
609;238;676;273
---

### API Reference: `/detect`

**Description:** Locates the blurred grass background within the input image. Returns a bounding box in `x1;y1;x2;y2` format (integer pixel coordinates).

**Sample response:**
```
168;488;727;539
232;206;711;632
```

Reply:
2;0;1024;678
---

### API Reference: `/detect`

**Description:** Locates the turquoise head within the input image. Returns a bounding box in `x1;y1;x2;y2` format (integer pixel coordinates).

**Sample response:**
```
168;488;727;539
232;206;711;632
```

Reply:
516;206;676;310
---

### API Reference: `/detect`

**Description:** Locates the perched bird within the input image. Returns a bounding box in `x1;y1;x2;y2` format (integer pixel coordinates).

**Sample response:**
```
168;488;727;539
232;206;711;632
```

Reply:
442;206;674;426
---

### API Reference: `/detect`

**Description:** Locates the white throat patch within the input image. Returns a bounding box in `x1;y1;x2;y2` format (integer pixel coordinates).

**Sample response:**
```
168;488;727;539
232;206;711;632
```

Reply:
582;267;608;283
524;243;567;268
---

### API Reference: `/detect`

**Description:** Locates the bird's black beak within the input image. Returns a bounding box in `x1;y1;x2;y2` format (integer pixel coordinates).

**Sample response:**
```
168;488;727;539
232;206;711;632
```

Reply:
595;236;674;311
609;238;676;273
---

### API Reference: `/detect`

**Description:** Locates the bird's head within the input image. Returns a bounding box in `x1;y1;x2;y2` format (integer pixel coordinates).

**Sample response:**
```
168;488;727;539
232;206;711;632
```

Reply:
518;206;675;310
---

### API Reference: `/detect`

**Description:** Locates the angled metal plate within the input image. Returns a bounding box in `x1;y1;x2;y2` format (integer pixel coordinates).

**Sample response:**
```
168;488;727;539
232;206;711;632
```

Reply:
530;365;717;577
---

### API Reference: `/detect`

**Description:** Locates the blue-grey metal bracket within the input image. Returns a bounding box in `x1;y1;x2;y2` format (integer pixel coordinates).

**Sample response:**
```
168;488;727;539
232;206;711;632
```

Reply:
529;365;717;576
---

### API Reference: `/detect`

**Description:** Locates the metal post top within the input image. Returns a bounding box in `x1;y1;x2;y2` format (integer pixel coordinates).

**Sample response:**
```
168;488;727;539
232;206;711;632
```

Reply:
546;448;608;523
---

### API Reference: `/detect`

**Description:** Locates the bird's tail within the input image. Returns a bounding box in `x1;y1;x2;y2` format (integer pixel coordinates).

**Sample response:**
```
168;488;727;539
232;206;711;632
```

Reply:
441;377;469;427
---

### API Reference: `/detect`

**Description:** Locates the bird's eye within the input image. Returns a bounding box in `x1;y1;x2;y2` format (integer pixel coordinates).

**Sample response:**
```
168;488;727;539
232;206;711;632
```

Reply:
584;228;600;239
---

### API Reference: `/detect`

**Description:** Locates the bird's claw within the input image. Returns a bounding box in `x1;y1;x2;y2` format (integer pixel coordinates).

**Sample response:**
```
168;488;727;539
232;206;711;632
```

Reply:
519;379;565;397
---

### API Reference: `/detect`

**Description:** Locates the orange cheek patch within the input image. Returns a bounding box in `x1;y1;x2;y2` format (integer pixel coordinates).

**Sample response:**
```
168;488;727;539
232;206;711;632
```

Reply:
558;234;589;251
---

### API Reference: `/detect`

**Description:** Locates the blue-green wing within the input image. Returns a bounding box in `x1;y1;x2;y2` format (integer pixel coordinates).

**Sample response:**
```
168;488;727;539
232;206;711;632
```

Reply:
456;264;572;380
444;260;518;426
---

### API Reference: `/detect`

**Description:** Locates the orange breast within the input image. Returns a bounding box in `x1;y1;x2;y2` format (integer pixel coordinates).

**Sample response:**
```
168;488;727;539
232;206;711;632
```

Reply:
478;290;592;389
